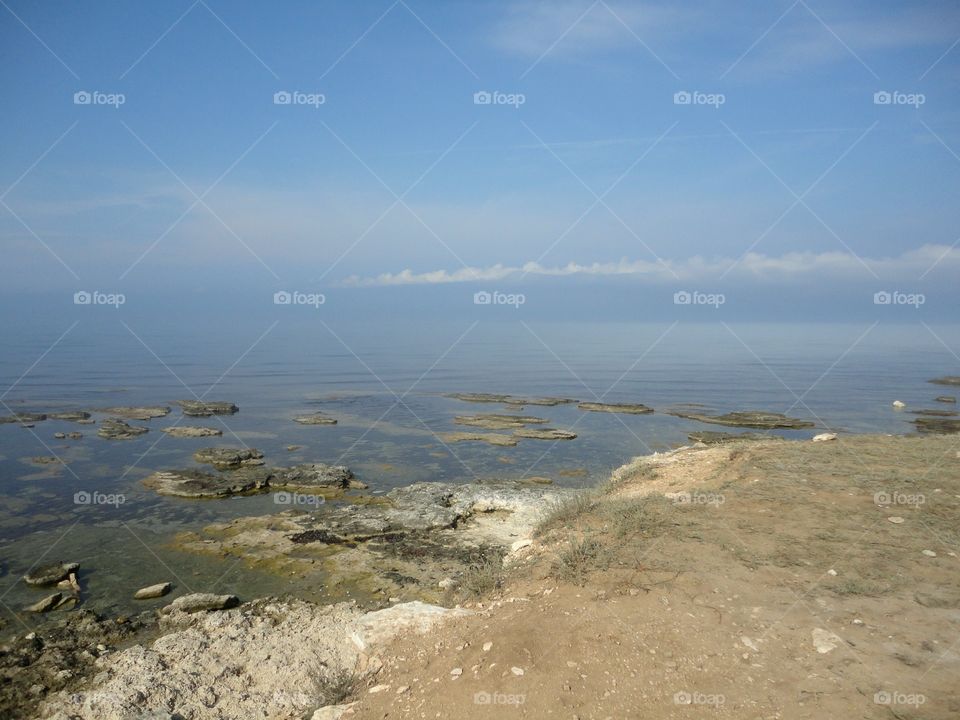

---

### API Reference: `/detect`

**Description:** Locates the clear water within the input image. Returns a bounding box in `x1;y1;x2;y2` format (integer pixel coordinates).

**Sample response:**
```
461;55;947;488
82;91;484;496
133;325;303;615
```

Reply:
1;319;957;623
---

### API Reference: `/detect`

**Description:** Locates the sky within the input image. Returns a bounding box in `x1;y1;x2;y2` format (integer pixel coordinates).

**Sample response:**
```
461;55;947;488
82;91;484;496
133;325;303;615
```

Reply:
1;0;959;319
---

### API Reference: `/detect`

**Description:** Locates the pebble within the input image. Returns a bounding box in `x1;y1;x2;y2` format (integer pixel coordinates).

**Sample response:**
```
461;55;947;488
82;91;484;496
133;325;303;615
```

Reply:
368;684;390;694
450;668;463;678
511;667;525;676
827;569;837;576
922;550;937;557
482;642;493;652
396;686;409;695
887;516;905;524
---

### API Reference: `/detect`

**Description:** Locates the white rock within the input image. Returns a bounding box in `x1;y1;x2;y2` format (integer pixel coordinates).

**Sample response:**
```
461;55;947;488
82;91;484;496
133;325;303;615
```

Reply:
311;705;353;720
450;668;463;677
368;684;390;694
812;628;843;654
510;539;533;553
892;400;906;409
438;578;458;590
887;516;905;524
922;550;937;557
812;433;837;442
740;636;759;651
396;685;410;694
510;666;525;676
482;641;493;652
827;569;837;576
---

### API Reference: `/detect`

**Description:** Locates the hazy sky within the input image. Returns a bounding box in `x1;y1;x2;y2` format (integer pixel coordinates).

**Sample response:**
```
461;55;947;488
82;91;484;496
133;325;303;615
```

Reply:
1;0;958;314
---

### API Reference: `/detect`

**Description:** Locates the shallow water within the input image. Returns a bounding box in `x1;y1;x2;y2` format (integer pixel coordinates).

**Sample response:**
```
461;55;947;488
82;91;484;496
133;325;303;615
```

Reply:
1;320;957;624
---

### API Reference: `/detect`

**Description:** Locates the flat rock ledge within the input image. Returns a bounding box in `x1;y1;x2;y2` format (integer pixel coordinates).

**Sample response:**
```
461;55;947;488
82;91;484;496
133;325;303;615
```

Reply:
294;413;338;425
161;426;223;438
577;401;654;414
143;463;362;498
97;418;149;440
454;413;548;430
99;406;170;420
176;400;239;417
667;410;815;429
38;598;470;720
193;447;265;469
445;392;575;407
913;417;960;434
929;376;960;386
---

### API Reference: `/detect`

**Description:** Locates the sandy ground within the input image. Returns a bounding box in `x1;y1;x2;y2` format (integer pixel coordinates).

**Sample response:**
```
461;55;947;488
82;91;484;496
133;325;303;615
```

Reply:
345;435;960;720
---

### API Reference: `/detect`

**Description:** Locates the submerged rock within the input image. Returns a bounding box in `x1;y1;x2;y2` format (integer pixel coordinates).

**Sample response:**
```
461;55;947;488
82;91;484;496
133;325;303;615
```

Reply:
454;413;548;430
272;463;364;490
669;410;815;429
47;411;91;421
512;428;577;440
440;431;518;447
913;417;960;434
161;426;223;438
577;401;654;415
688;431;772;444
929;376;960;386
100;406;170;420
293;413;338;425
446;393;574;406
24;562;80;587
160;593;239;614
143;468;271;498
26;593;63;613
30;456;63;465
909;408;958;417
935;395;957;403
193;447;265;469
176;400;239;417
0;411;47;424
98;418;149;439
134;582;173;600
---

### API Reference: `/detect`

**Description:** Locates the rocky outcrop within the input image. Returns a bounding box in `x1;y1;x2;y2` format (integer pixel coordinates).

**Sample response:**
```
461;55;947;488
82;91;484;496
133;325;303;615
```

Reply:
577;401;654;414
38;598;469;720
161;426;223;437
176;400;239;417
294;413;338;425
142;468;272;498
446;393;574;406
99;407;170;420
929;376;960;386
0;412;47;424
272;463;364;490
934;395;956;403
23;562;80;587
193;447;265;469
47;411;91;421
668;410;815;429
25;593;62;613
913;417;960;434
454;414;548;430
908;408;958;417
160;593;238;614
512;428;577;440
134;582;172;600
97;418;149;439
440;431;518;447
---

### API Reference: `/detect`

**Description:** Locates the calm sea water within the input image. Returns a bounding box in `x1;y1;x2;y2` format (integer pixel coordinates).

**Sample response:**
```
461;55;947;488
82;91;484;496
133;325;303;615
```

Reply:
1;319;957;621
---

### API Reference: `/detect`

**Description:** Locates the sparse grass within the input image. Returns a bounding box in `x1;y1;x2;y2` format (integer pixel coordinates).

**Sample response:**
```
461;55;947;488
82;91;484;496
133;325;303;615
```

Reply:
313;666;358;706
552;536;608;585
460;552;504;597
535;491;597;535
829;576;894;597
596;495;671;540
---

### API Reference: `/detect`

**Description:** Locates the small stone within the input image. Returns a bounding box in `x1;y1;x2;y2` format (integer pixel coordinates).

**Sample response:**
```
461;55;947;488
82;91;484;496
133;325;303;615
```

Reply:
26;593;62;613
450;668;463;677
892;400;906;409
134;582;172;599
812;433;837;442
510;666;524;676
852;619;864;625
888;516;905;524
396;685;410;694
368;684;390;694
812;628;842;654
482;641;493;652
510;539;533;553
827;569;837;576
922;550;937;557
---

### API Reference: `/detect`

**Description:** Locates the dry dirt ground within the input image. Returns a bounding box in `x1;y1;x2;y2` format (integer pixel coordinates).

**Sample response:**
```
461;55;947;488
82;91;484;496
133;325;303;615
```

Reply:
345;434;960;720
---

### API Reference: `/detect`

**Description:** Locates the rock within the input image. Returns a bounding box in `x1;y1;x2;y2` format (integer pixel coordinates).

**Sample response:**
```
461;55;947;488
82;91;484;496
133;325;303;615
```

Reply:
909;408;958;417
812;433;837;442
512;428;577;440
929;376;960;386
176;400;239;417
26;593;62;613
368;684;390;693
912;417;960;434
193;447;265;469
0;412;47;424
30;456;62;465
143;468;271;498
53;432;66;439
511;666;525;676
934;395;957;403
892;400;906;409
312;706;354;720
272;463;363;490
445;393;574;406
483;641;493;652
887;516;905;524
396;686;409;694
667;410;815;429
293;413;338;425
510;539;533;553
161;426;223;438
161;593;239;614
440;431;518;447
438;578;458;590
48;411;92;421
134;582;173;600
53;595;78;611
24;562;80;587
67;431;83;440
454;414;549;430
450;667;463;677
811;628;842;654
688;431;771;444
352;601;473;650
577;401;653;415
97;418;149;439
100;406;170;420
922;550;937;557
56;572;81;594
286;445;302;451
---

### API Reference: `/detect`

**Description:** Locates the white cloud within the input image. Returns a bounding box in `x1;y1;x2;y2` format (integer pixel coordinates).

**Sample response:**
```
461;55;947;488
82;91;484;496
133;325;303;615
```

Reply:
341;244;959;286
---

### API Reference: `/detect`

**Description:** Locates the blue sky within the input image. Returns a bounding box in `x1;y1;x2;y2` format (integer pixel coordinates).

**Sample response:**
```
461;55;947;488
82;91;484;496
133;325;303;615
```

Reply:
1;0;958;316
